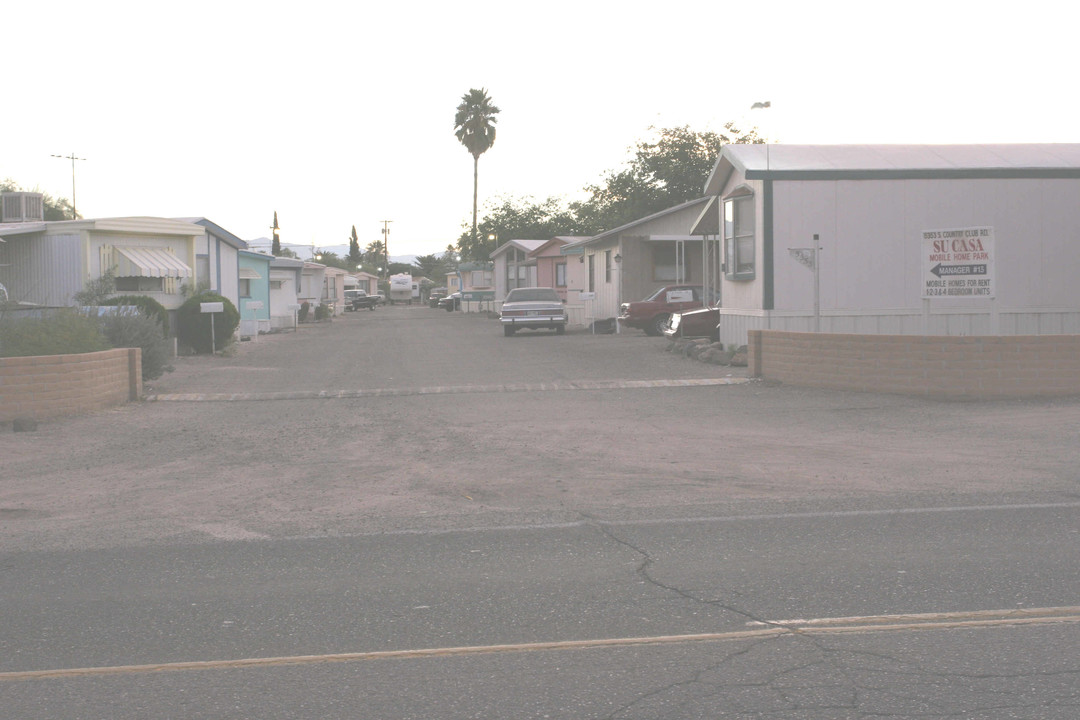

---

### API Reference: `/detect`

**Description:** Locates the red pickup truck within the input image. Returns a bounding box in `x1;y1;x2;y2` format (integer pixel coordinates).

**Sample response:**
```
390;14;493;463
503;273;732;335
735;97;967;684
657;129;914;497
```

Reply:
618;285;710;336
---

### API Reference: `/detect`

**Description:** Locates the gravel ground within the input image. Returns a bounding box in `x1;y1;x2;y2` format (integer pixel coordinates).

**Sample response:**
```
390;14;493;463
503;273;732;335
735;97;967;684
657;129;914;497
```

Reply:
2;305;1079;552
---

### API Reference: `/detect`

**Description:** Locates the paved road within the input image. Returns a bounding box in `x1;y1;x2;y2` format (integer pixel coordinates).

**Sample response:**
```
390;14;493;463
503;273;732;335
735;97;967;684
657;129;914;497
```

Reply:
2;304;1079;718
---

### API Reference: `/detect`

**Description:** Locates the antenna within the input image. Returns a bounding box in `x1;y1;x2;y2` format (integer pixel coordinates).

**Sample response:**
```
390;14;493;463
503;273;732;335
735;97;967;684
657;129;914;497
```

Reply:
51;152;86;219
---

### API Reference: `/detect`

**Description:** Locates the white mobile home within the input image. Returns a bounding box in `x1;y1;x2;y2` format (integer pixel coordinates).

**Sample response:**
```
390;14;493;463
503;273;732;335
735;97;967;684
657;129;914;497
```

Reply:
693;144;1080;347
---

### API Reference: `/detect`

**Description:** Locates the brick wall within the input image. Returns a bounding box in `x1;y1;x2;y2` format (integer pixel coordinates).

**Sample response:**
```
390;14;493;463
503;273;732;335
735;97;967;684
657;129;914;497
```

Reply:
0;348;143;422
748;330;1080;400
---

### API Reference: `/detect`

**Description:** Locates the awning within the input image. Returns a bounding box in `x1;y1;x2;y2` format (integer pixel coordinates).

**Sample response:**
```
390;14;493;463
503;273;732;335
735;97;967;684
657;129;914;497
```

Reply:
114;246;192;278
238;267;261;280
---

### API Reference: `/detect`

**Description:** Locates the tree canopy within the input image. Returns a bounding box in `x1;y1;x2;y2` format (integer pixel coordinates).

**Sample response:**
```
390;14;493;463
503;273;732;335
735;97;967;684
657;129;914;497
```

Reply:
454;123;765;261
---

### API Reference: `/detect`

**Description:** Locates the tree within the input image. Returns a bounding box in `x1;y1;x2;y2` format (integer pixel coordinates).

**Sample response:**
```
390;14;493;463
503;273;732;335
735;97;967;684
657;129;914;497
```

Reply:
347;226;363;268
454;88;501;248
271;211;281;256
364;240;386;269
572;123;764;233
456;195;582;262
413;254;451;282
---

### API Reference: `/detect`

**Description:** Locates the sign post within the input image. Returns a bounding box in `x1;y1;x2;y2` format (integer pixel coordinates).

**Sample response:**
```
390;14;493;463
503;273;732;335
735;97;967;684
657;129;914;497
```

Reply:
199;302;224;354
922;226;996;332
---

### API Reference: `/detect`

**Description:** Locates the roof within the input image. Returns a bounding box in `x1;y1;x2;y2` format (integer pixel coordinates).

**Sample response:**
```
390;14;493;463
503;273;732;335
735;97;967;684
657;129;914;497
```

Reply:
704;143;1080;193
489;238;546;259
562;197;712;251
0;217;204;238
528;236;589;258
175;218;248;249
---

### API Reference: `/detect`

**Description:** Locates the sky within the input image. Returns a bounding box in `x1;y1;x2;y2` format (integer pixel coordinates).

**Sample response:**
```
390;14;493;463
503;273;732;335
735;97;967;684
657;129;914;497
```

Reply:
3;1;1078;260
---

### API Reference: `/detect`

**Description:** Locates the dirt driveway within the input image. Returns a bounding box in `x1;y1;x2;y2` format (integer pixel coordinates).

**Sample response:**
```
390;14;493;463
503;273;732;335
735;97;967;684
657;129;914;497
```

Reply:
2;305;1079;551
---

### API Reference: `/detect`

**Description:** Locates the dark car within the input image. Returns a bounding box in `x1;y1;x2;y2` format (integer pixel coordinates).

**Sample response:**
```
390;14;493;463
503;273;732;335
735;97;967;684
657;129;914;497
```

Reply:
439;292;461;311
499;287;567;337
344;289;378;311
428;287;448;308
663;305;720;341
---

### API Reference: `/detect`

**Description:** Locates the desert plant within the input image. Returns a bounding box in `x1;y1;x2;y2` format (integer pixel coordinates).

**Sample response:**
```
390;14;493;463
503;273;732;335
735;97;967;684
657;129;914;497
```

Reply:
72;269;117;306
314;303;329;321
0;309;108;357
100;295;170;337
98;309;174;379
298;301;310;323
175;292;240;354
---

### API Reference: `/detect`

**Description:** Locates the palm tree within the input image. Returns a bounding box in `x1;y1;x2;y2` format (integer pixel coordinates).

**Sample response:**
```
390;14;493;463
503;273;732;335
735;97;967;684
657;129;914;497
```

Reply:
454;88;500;247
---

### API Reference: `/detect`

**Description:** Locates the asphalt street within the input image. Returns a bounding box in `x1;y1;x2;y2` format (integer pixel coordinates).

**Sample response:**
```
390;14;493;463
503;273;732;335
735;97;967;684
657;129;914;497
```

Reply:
1;304;1078;718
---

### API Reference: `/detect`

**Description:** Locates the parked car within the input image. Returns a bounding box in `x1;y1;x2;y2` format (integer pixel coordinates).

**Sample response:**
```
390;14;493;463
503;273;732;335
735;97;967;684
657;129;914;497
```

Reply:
618;285;712;336
499;287;567;337
663;306;720;341
344;289;378;311
439;292;461;312
428;287;448;308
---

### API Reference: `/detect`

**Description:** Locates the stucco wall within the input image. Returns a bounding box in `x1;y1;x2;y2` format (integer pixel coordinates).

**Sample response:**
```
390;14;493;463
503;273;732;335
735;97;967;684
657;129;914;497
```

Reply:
748;330;1080;400
0;348;142;421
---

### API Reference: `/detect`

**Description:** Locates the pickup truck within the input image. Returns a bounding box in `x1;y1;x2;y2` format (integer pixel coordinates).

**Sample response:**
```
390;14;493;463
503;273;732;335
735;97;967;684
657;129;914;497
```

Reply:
344;289;378;311
618;285;710;336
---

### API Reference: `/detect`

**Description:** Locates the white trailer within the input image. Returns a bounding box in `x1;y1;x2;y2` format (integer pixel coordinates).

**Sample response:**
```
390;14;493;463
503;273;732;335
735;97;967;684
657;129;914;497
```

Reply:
389;274;413;304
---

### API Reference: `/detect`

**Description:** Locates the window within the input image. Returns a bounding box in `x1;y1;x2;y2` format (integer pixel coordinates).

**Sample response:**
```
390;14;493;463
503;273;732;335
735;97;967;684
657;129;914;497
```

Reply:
605;250;612;283
724;191;755;279
115;276;164;292
588;255;595;292
270;280;284;290
239;279;251;298
555;263;566;287
653;246;677;282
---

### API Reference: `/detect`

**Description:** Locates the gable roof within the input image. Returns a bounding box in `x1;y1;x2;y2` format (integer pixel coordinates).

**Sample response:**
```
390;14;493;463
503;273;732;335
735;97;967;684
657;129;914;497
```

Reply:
175;217;248;249
704;143;1080;194
562;196;712;251
489;238;546;259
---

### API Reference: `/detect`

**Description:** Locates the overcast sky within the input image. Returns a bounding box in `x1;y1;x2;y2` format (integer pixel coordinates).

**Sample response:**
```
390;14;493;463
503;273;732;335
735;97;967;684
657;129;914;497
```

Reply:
4;1;1077;259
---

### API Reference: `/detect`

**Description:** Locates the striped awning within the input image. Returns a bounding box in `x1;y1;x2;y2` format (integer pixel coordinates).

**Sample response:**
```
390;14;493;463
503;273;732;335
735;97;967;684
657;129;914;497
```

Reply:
114;246;192;278
238;267;262;280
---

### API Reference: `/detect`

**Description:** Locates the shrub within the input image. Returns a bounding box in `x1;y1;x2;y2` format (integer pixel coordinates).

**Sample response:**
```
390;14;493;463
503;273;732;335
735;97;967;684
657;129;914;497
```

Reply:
175;292;240;354
100;295;170;337
0;310;109;357
98;309;174;380
314;303;329;321
298;301;310;323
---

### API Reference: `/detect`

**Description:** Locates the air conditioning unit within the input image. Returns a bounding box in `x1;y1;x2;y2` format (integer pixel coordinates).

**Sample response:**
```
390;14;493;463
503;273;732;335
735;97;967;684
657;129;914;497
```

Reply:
1;192;45;223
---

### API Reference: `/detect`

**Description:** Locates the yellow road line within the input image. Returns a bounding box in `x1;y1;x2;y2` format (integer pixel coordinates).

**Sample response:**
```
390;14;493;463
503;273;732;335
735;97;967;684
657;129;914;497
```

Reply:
3;606;1078;682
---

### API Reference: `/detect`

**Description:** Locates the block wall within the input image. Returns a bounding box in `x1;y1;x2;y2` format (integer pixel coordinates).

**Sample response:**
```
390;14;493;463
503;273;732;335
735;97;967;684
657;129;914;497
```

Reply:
748;331;1080;400
0;348;142;421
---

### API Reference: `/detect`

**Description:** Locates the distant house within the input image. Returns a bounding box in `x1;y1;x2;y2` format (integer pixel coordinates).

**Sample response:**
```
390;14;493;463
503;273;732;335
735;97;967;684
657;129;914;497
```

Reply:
447;261;494;312
490;239;545;301
322;266;348;316
529;236;588;303
691;143;1080;347
299;263;327;315
352;271;379;295
237;250;272;336
562;197;713;324
269;256;304;329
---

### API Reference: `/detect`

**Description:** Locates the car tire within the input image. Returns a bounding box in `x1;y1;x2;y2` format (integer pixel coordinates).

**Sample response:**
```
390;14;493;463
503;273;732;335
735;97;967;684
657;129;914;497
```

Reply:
504;326;515;337
646;314;669;336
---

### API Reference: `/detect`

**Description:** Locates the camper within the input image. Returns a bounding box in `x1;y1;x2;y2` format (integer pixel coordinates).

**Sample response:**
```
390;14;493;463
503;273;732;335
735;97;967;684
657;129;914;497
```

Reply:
389;273;413;305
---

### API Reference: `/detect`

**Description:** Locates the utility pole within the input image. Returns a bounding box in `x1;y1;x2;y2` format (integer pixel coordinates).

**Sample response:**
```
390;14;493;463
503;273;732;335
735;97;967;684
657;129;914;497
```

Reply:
51;152;86;219
380;220;393;277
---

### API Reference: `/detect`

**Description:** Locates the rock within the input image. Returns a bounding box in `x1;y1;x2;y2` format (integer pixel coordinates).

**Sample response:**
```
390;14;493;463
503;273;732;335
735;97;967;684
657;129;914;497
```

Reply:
730;352;748;367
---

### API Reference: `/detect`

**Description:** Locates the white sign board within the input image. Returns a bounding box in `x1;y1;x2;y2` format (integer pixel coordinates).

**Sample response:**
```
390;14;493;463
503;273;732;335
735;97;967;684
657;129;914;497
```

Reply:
245;300;264;310
922;226;995;299
579;292;596;301
666;290;694;303
200;302;225;313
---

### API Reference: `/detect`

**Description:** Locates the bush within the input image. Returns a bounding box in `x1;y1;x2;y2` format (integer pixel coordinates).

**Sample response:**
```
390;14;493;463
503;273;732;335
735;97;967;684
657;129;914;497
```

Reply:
0;310;109;357
175;292;240;354
298;301;310;323
314;303;329;321
100;295;170;337
98;309;174;380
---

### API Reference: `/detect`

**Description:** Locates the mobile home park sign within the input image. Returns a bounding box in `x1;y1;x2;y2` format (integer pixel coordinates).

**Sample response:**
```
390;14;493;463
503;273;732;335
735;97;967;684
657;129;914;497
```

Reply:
922;226;995;299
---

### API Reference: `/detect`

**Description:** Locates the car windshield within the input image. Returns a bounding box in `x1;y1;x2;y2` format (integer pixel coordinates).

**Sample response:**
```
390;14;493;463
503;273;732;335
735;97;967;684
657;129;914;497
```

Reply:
506;288;558;302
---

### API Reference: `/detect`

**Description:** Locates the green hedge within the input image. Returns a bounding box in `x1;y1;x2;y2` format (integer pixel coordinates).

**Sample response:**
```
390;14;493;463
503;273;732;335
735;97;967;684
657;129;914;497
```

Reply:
175;292;240;354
